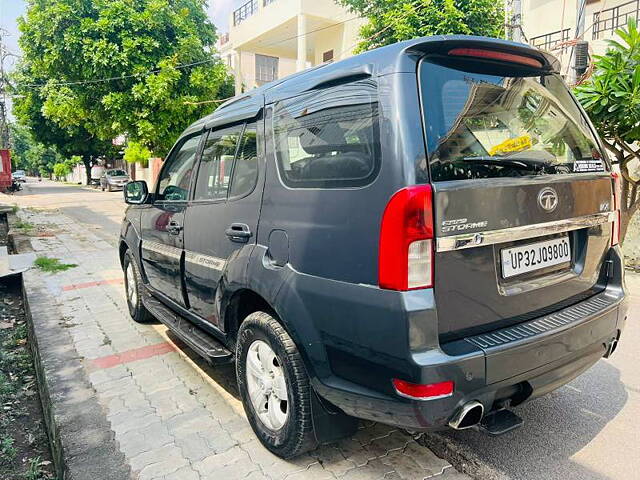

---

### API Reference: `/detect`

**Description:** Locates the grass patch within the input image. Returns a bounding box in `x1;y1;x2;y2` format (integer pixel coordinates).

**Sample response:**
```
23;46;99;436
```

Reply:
11;204;19;214
0;435;16;462
34;256;77;273
14;220;34;232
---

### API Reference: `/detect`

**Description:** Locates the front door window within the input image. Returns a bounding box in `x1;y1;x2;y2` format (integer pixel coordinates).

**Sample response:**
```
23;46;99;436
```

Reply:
157;135;201;201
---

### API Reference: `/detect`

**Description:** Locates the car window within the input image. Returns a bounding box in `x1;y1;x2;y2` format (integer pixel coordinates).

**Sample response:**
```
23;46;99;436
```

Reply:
419;59;605;182
229;123;258;198
193;126;242;201
272;79;380;188
157;134;201;201
108;169;127;176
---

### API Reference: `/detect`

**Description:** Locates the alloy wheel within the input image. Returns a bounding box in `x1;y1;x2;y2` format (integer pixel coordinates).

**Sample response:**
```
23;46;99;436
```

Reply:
245;340;289;431
125;262;137;306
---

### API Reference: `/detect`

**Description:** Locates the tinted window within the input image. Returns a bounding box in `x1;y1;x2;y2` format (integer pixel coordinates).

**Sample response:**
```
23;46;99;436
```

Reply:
157;134;201;201
419;59;605;182
194;126;242;201
229;123;258;198
272;80;380;188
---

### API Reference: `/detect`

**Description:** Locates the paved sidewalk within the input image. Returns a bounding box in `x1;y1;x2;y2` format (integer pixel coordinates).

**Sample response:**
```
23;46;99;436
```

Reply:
12;205;469;479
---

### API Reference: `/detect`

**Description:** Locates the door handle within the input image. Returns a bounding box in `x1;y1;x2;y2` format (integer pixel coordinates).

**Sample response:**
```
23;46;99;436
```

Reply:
166;220;183;235
225;223;252;243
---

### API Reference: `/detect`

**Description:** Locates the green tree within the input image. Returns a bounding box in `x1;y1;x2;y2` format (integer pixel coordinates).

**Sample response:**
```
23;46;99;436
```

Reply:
123;141;152;168
53;162;72;180
339;0;504;52
13;0;233;174
12;92;114;184
575;19;640;242
9;123;65;177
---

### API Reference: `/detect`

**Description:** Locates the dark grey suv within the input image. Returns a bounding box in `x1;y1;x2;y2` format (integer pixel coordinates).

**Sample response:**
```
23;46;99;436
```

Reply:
119;36;628;458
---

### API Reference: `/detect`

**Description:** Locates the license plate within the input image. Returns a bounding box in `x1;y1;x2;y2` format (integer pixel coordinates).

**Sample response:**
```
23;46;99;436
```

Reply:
501;236;571;278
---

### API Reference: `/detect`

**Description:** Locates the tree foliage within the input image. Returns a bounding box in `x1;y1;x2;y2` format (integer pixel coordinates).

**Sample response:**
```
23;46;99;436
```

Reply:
575;18;640;241
123;141;152;168
13;0;234;161
339;0;504;52
9;123;65;177
53;162;72;180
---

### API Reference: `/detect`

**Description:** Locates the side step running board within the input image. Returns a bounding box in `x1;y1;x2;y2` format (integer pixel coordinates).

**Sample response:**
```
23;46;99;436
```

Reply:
143;292;233;365
478;409;524;435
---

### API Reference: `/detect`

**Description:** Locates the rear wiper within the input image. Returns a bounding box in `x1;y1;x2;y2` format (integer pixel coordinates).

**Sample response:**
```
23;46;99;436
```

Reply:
461;156;548;170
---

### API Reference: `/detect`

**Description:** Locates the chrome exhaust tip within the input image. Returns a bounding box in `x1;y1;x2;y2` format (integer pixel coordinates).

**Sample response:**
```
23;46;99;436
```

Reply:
449;400;484;430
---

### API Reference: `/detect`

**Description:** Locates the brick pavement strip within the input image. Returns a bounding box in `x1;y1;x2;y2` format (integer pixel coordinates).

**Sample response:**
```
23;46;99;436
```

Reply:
16;207;469;480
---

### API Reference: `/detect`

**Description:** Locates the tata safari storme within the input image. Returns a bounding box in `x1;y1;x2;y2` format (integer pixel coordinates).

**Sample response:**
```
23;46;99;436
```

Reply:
120;36;628;458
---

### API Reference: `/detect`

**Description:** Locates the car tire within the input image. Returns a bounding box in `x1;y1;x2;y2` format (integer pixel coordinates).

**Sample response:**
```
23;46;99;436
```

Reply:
123;250;153;323
236;311;317;459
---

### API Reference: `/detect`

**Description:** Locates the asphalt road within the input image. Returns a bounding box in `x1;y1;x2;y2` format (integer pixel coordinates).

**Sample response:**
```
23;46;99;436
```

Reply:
9;178;640;480
10;178;124;246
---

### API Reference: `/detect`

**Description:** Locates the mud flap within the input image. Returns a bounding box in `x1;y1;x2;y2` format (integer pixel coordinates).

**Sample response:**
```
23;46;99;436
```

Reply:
311;389;359;445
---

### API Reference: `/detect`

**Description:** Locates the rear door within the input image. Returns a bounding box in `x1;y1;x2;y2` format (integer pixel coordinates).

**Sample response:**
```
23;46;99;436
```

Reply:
183;121;261;327
418;55;614;342
140;133;202;305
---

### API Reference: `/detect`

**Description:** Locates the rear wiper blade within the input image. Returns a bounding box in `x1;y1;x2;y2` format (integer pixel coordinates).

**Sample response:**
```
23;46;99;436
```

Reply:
462;156;548;170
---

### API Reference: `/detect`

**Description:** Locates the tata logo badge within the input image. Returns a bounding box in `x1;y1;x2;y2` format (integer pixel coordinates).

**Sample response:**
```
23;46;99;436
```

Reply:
538;187;558;212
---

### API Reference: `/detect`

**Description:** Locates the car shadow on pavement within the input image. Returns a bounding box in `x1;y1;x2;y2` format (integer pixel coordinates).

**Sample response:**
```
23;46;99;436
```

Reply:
165;329;241;400
427;359;627;480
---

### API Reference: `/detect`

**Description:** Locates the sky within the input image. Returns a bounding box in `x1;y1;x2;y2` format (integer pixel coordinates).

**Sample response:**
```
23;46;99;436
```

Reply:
0;0;240;73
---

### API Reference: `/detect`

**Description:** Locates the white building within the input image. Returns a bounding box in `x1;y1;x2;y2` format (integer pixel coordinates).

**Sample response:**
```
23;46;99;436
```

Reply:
522;0;639;75
218;0;366;94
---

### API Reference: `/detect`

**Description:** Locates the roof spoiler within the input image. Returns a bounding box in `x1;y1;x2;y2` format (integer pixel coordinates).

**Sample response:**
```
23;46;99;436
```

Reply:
406;36;560;73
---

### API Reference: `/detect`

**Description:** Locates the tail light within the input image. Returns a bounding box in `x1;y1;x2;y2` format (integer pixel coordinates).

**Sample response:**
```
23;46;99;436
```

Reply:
392;378;454;400
379;185;434;290
611;172;621;246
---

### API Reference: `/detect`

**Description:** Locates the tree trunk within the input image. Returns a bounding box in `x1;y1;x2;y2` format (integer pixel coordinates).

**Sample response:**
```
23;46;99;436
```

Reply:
619;176;639;245
83;156;92;185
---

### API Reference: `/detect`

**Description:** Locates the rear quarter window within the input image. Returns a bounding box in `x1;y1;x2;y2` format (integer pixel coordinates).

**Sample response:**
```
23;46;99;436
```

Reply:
271;79;381;188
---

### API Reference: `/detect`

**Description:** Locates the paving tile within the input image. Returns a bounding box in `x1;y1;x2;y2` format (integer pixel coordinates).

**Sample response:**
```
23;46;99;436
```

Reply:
13;202;467;480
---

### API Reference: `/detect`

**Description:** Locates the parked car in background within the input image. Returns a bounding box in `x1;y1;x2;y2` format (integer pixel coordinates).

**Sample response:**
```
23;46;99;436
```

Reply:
119;35;628;459
101;169;130;191
12;170;26;182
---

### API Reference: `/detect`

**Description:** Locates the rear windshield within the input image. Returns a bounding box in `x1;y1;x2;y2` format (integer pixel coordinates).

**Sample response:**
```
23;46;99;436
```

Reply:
419;59;606;182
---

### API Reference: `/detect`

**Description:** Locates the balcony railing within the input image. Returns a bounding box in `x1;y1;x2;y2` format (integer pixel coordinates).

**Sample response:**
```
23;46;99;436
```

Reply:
530;28;571;51
593;0;640;39
263;0;276;6
233;0;258;26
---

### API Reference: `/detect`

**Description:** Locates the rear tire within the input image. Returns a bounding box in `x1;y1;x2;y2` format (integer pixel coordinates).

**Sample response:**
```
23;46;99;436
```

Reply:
236;312;317;459
123;250;153;323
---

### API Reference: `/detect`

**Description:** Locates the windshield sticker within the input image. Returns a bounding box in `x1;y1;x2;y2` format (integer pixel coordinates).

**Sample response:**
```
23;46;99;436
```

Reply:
488;135;532;156
573;159;605;172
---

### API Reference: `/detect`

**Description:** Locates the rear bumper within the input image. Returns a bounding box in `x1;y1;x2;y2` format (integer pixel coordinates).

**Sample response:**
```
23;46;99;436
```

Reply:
314;283;628;431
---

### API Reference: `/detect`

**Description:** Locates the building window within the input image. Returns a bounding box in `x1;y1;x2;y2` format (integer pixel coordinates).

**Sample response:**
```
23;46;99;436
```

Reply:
263;0;276;6
323;50;334;63
233;0;258;26
255;54;278;85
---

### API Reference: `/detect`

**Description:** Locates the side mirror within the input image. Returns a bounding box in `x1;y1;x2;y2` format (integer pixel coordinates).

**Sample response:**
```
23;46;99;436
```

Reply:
124;181;149;204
